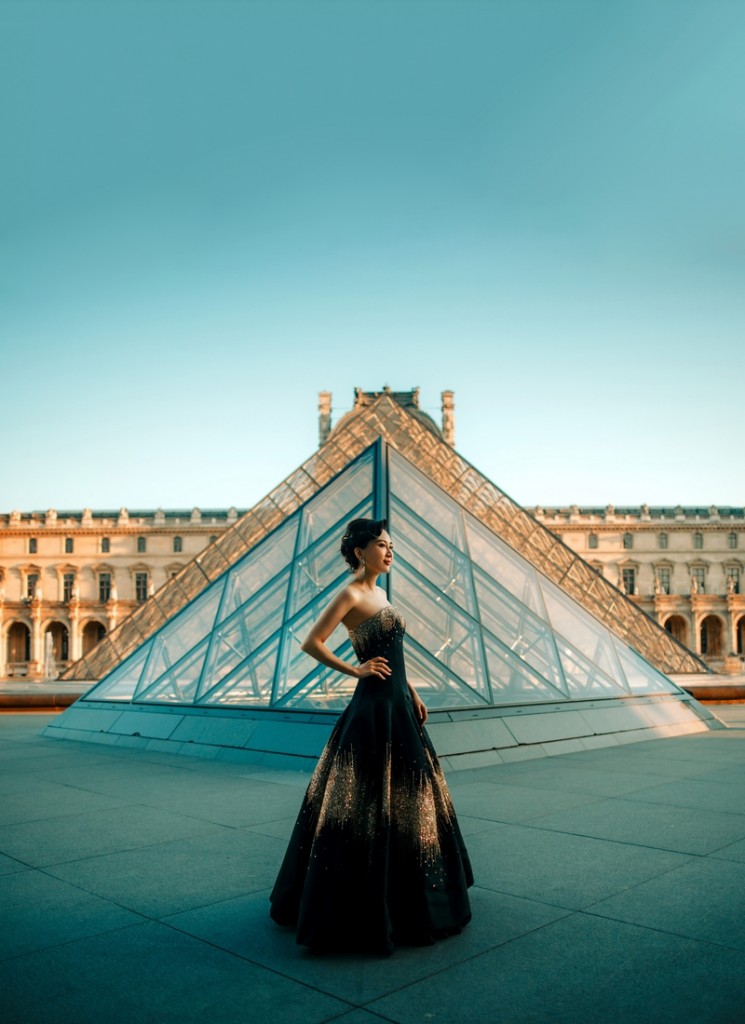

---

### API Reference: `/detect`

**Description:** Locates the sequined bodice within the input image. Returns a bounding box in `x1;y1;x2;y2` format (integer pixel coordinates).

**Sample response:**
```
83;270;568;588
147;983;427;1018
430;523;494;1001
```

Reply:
348;605;406;662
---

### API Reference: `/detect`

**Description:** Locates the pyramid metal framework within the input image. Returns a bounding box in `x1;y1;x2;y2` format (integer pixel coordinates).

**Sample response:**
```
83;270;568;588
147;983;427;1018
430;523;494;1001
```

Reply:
63;393;704;704
74;436;703;717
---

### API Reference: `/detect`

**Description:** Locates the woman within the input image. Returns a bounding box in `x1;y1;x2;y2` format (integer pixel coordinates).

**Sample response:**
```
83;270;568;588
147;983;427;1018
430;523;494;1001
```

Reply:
269;517;473;954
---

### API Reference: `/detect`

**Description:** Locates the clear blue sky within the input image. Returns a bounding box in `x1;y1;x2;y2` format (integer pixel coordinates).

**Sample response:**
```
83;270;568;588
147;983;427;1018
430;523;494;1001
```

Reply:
2;0;743;512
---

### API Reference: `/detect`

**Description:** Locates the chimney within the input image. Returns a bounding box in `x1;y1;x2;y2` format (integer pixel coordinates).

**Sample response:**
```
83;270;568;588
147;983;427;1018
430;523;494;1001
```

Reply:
318;391;332;446
441;390;455;446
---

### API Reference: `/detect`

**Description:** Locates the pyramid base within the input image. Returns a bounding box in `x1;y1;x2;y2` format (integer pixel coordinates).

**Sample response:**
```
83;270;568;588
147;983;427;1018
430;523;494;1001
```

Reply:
43;693;723;771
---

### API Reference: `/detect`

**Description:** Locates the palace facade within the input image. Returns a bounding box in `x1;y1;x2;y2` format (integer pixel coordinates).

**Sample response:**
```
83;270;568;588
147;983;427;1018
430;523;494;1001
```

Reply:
530;505;745;672
0;507;243;679
1;388;742;679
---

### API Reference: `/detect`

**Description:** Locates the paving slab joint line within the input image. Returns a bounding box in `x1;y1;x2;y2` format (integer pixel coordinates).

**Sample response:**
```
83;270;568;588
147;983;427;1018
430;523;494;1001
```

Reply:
157;915;359;1007
29;865;179;931
0;916;152;967
577;907;745;956
322;1008;395;1024
492;817;729;858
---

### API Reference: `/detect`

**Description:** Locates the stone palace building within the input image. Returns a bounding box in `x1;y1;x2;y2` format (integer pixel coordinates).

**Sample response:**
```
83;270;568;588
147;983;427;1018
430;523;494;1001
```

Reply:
1;388;743;680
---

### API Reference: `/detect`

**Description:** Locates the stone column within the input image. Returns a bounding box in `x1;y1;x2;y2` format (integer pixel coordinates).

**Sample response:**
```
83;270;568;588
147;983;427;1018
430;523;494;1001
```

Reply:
726;593;739;655
0;591;5;679
29;591;43;678
68;597;81;662
106;598;119;633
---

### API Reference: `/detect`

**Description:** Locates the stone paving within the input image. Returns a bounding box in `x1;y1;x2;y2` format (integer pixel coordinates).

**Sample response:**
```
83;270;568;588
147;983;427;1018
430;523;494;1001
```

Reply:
1;709;745;1024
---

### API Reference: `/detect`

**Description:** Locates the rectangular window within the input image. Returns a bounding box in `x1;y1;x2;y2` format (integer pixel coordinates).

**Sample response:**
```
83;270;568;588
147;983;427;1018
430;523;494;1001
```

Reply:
27;573;39;599
63;573;75;602
658;533;668;549
137;537;146;553
691;567;706;593
101;537;110;554
622;568;636;595
656;567;671;595
98;573;111;603
588;533;598;549
726;568;740;595
135;572;149;602
29;538;38;554
65;537;74;554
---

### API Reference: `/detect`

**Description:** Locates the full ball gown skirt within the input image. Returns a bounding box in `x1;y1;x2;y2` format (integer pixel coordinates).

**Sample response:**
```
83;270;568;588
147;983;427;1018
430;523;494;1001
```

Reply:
269;606;473;953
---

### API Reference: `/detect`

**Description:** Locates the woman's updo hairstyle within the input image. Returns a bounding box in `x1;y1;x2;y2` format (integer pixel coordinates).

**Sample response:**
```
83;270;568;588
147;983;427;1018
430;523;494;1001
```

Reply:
340;518;387;572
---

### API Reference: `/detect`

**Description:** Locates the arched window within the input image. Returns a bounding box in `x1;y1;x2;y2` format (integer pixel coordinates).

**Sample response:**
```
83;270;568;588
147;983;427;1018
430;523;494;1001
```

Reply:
693;531;703;550
173;536;183;553
729;532;738;550
658;532;668;550
7;622;31;664
101;537;110;554
700;615;723;657
137;536;147;553
82;620;107;656
622;532;633;550
588;533;598;549
665;615;688;646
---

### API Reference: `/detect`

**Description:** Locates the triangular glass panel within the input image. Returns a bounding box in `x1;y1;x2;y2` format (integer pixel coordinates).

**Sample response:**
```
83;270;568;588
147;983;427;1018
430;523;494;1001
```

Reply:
136;582;224;693
81;641;152;702
612;638;683;695
465;515;546;618
390;496;477;618
200;633;281;707
276;638;359;711
136;639;209;704
404;636;489;709
553;636;628;698
215;516;298;626
198;568;291;698
296;449;374;555
393;559;490;704
389;448;467;551
473;567;568;697
272;597;350;705
289;513;369;618
539;579;627;688
481;631;567;704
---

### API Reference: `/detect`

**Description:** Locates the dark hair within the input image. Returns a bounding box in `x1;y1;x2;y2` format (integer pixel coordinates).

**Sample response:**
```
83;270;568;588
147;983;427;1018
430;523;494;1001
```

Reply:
340;518;387;571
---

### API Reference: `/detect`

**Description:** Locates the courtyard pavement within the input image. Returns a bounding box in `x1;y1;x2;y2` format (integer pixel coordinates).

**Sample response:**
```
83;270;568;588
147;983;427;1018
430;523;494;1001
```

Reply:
2;709;745;1024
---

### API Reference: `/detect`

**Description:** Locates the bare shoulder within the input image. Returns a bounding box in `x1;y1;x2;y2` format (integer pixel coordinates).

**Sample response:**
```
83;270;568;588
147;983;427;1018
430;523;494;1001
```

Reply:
334;582;364;614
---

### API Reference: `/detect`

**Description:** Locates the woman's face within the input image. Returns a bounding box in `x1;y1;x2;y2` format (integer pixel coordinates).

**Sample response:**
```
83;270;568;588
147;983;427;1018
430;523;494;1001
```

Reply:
358;529;393;574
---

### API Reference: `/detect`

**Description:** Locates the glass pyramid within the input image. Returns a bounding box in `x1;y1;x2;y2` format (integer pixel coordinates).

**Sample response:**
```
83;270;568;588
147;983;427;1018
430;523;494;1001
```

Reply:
81;441;683;712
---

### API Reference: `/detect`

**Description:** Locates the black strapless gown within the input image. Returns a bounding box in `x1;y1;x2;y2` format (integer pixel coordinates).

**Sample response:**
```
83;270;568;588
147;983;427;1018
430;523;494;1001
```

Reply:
269;606;473;954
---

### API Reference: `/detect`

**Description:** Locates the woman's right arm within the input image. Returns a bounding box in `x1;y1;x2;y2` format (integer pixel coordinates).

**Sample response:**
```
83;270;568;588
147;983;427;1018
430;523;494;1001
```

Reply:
300;590;391;680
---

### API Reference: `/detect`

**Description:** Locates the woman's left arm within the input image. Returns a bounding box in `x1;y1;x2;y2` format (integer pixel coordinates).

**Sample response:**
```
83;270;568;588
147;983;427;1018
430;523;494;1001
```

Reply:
408;684;428;724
